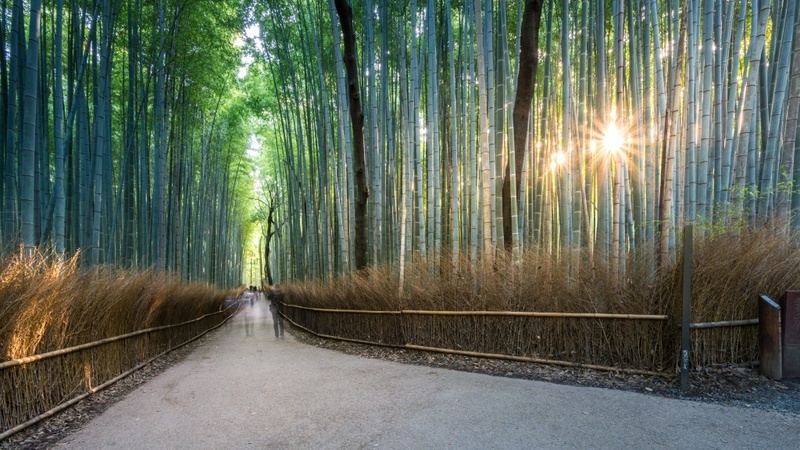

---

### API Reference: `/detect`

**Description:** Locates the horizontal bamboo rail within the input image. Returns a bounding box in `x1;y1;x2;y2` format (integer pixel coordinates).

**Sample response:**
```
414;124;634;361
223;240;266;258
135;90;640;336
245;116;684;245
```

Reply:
0;304;236;369
0;307;236;441
278;309;672;378
284;314;405;349
281;303;668;320
687;319;759;329
402;310;668;320
280;304;401;314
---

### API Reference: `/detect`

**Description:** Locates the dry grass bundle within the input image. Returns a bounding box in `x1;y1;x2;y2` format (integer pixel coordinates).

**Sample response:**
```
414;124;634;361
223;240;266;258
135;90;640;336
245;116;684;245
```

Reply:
686;225;800;366
691;225;800;321
0;249;79;358
285;246;671;316
281;225;800;371
0;252;229;361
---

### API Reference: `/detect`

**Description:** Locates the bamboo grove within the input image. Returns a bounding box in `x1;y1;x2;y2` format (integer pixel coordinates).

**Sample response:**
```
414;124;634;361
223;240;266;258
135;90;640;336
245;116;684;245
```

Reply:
245;0;800;282
0;0;254;287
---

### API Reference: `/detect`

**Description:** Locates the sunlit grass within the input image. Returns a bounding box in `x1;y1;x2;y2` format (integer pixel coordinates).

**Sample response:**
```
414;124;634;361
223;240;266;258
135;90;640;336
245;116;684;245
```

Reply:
0;250;230;361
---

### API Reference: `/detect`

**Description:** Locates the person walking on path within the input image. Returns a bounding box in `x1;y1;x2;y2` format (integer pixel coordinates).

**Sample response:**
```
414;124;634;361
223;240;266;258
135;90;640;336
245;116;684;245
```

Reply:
243;290;255;337
266;285;285;339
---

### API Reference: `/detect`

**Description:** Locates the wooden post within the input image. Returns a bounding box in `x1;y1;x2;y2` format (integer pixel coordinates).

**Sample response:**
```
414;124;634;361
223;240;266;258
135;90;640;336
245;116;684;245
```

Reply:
680;224;693;392
780;291;800;378
758;294;782;380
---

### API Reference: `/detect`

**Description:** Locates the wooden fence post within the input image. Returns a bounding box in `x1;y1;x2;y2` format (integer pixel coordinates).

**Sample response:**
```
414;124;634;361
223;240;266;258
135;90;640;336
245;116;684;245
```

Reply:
780;291;800;378
680;224;693;392
758;294;782;380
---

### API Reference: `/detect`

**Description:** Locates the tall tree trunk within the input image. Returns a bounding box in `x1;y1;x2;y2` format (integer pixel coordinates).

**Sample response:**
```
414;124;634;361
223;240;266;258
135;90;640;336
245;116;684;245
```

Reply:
788;10;800;228
0;0;6;217
91;0;113;265
611;0;625;274
505;0;544;251
334;0;369;271
327;0;352;271
698;0;714;221
446;0;460;264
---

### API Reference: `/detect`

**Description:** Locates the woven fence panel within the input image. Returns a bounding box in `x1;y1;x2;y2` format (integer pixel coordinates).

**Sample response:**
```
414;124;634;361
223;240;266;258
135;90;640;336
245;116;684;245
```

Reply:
690;326;758;368
283;305;673;372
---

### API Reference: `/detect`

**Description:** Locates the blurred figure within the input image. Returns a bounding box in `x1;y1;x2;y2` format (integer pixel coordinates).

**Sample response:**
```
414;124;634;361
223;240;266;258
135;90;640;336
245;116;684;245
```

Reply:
266;285;285;339
243;290;255;337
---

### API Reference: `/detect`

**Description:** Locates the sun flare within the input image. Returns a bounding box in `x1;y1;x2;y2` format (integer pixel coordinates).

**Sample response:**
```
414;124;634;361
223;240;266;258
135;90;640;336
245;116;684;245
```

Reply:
602;122;625;156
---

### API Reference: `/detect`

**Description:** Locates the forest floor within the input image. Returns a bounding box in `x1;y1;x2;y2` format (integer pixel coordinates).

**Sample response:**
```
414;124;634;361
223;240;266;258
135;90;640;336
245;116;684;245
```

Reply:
3;304;799;449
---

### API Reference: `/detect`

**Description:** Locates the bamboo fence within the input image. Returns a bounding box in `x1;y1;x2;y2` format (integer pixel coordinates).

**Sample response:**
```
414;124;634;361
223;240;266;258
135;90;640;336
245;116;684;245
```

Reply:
687;321;759;368
0;305;237;439
279;303;675;374
280;302;763;373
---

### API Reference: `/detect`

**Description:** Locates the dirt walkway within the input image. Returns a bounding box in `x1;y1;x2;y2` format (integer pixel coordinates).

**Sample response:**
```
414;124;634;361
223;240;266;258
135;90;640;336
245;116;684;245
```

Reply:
55;299;799;449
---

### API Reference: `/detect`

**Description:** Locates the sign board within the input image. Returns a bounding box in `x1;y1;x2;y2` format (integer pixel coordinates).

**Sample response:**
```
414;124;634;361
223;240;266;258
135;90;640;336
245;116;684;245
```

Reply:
781;291;800;378
758;295;782;380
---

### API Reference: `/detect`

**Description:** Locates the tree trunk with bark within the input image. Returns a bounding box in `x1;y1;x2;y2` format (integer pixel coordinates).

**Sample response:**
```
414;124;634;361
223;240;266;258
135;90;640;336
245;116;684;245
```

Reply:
334;0;369;271
503;0;544;251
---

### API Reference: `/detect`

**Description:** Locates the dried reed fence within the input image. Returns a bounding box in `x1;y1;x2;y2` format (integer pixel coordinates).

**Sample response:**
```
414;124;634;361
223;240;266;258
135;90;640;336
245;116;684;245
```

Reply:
0;250;235;438
280;226;800;374
280;304;671;374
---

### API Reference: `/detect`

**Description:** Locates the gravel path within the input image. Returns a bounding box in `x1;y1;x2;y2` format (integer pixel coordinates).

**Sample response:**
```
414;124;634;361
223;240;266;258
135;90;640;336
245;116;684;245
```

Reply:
44;300;799;449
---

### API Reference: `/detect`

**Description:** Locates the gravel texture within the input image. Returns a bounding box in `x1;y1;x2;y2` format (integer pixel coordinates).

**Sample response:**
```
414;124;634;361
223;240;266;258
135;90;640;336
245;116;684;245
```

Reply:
2;300;799;449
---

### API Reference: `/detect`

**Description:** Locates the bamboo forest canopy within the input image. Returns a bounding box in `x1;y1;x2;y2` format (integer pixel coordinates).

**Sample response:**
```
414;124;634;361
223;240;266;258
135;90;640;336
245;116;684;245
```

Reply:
242;0;800;284
0;0;256;287
2;0;799;287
